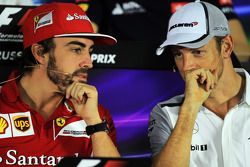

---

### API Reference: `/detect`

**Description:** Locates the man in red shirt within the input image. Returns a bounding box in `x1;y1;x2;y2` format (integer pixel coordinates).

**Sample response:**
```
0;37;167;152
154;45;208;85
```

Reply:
0;2;120;166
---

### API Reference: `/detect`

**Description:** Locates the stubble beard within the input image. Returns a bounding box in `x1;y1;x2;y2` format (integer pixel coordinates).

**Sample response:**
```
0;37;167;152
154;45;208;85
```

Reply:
46;52;88;94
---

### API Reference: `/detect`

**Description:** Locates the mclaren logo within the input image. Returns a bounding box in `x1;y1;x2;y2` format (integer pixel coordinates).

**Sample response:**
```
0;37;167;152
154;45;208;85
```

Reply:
0;116;8;134
13;116;30;132
169;22;198;32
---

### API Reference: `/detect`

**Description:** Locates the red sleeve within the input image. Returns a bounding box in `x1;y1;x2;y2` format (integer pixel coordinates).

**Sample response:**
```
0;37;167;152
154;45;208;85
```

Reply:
98;104;118;146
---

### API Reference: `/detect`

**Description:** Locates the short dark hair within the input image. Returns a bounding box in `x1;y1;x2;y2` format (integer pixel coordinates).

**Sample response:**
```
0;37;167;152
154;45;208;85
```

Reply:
19;38;55;74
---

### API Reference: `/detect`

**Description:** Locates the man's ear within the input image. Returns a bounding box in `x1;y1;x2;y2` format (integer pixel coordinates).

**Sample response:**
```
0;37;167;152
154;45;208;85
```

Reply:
221;35;234;59
31;44;45;64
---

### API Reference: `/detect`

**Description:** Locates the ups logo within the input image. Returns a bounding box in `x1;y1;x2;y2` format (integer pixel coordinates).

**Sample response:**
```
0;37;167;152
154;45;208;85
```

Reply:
13;116;30;132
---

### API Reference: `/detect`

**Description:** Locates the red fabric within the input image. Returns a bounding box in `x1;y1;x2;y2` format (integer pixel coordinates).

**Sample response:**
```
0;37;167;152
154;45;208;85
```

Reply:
0;76;117;166
21;2;116;48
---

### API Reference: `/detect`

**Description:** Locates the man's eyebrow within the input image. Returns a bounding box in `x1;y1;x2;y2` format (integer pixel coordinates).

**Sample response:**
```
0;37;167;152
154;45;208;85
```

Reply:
65;41;86;48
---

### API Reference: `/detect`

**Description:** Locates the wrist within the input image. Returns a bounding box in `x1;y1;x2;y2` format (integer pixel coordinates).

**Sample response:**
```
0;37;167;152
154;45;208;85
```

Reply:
86;120;109;136
180;102;200;118
182;98;202;112
85;118;102;126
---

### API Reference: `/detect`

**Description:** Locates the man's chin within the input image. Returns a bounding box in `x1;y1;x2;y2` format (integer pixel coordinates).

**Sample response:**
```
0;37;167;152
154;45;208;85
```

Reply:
72;77;87;84
55;78;87;94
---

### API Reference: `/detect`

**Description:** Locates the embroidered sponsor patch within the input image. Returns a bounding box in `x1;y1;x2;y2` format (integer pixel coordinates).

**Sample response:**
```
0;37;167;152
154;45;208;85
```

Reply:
66;13;90;21
0;114;12;138
0;116;9;134
53;117;89;139
0;112;34;138
56;117;66;127
34;11;53;33
10;112;34;137
13;116;30;132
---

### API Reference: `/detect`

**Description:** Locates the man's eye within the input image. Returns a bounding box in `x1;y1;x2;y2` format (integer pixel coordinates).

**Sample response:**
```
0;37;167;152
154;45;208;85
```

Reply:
173;52;182;59
192;50;204;56
72;48;82;54
89;48;93;54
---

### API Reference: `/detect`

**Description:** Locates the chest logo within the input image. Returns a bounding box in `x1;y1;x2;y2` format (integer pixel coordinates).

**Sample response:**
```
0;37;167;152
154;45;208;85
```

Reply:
193;122;199;134
56;117;66;127
13;116;30;132
0;116;9;134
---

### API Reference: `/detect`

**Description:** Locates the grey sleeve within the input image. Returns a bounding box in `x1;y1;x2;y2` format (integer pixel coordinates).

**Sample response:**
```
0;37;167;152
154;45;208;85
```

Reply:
148;104;173;157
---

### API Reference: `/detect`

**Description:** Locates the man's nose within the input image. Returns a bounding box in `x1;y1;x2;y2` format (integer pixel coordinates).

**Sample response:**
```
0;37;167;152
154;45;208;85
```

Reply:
79;54;93;69
182;54;196;72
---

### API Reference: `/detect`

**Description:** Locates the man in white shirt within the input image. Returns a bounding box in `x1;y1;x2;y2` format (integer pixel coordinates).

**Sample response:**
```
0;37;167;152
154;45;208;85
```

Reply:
148;1;250;167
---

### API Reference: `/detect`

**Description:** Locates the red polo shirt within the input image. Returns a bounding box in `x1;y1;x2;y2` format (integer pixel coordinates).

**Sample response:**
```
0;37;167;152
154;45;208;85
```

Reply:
0;72;117;166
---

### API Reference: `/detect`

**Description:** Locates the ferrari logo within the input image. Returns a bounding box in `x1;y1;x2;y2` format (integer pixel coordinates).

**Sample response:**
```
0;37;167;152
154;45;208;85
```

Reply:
56;117;66;127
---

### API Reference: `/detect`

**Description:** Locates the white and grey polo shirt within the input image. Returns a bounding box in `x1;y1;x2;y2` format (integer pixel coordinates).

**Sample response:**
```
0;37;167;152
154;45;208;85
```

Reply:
148;69;250;167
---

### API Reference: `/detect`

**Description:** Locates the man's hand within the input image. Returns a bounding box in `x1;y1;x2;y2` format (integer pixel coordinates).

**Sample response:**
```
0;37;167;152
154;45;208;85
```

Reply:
184;68;217;108
66;82;102;125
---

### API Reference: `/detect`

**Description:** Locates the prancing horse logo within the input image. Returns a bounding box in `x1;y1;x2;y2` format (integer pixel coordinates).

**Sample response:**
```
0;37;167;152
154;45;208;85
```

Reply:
56;117;66;127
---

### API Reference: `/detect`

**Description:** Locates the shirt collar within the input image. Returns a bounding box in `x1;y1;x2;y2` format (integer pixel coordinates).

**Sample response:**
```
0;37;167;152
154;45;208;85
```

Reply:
235;68;250;106
1;71;21;103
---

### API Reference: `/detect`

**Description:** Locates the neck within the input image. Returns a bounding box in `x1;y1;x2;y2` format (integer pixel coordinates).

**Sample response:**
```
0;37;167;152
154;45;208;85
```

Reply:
18;70;64;120
204;67;245;119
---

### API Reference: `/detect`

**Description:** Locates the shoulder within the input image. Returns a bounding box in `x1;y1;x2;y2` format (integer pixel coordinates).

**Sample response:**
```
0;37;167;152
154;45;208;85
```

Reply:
150;94;184;125
148;94;184;149
152;94;184;114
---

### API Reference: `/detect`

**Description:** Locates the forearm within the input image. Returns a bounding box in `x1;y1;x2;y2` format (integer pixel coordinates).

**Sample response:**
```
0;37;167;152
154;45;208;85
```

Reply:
153;104;199;167
153;69;214;167
91;131;120;157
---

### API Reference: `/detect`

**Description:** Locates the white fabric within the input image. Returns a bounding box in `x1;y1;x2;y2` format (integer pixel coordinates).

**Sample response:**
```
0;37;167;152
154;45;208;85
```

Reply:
149;69;250;167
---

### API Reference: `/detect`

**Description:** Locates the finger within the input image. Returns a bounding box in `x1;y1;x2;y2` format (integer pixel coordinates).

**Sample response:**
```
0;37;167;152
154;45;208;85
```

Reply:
210;70;217;89
71;83;86;103
206;70;216;91
196;69;210;91
66;82;76;99
210;72;215;89
70;83;81;101
206;72;212;91
77;88;86;102
73;83;91;103
200;70;207;84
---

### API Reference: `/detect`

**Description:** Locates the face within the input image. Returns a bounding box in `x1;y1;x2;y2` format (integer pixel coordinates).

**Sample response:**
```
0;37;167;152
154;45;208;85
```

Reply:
46;37;94;92
171;38;224;82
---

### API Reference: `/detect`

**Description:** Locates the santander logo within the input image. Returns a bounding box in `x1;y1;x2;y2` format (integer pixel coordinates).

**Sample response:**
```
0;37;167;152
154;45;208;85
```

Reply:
66;14;74;21
66;13;90;21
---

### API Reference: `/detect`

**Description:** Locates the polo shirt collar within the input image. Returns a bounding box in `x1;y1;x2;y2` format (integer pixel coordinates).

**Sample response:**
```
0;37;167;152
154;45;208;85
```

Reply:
1;71;21;103
241;69;250;106
235;68;250;106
